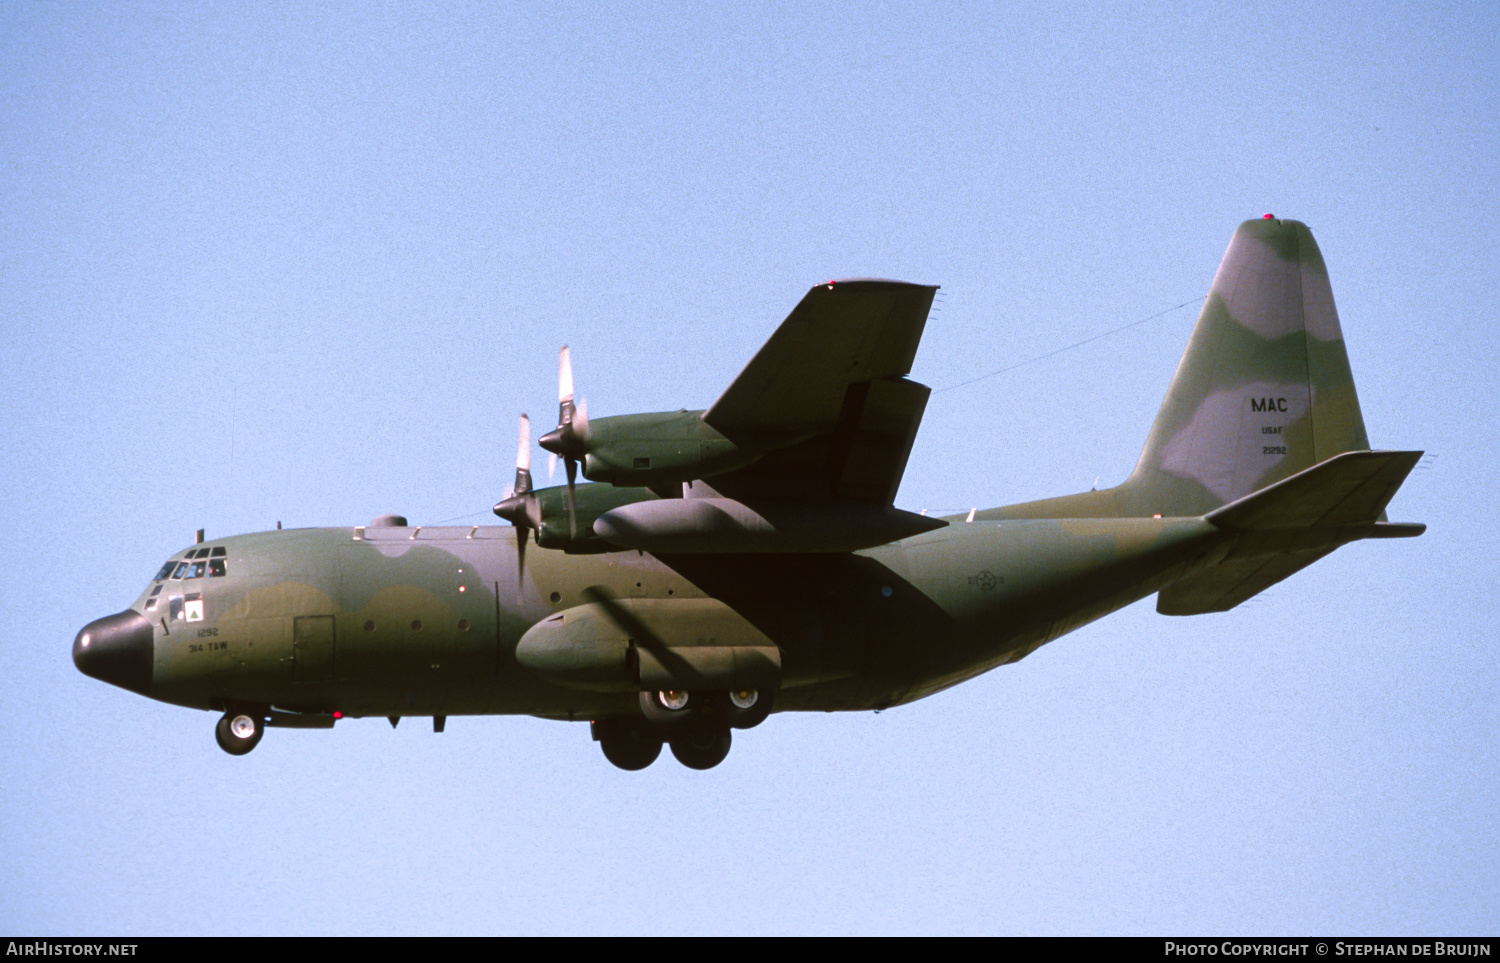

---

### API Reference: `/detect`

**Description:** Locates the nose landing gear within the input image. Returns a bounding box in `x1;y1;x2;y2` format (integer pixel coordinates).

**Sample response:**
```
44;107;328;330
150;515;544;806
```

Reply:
214;708;266;755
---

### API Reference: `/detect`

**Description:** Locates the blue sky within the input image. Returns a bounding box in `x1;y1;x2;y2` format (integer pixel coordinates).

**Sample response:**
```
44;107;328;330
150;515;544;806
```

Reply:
3;1;1496;934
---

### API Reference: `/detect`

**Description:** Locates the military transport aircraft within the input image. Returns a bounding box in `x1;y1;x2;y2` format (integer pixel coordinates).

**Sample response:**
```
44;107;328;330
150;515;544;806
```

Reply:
74;217;1424;770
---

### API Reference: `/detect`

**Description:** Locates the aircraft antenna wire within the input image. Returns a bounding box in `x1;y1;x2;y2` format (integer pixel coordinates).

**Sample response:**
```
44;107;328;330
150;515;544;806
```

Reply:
934;295;1206;394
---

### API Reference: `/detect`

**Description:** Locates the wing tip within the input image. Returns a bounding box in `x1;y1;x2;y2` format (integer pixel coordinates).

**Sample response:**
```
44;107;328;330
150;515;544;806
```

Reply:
819;277;937;291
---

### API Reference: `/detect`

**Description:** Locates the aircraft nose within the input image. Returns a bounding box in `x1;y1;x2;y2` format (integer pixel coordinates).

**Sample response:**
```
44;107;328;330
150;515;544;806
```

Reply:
73;610;154;696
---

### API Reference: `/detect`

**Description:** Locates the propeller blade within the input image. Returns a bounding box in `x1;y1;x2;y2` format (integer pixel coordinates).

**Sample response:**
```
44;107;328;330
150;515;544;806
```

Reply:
514;413;532;496
574;396;589;441
540;345;588;461
495;412;539;581
564;456;578;540
517;414;531;475
558;345;574;410
516;524;528;587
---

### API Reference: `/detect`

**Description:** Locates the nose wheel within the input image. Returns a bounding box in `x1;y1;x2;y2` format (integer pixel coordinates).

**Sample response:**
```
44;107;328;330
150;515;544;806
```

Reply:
214;708;265;755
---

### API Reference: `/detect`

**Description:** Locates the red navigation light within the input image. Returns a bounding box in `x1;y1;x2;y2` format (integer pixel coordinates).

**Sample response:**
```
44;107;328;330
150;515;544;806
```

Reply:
333;711;343;719
1262;213;1275;219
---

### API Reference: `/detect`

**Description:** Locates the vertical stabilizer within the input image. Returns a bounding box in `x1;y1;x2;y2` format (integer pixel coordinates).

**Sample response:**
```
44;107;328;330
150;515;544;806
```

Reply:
1121;217;1371;517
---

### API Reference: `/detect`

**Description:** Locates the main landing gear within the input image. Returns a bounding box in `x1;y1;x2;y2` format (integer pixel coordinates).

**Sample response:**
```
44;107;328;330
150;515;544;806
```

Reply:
593;718;663;771
214;708;266;755
669;724;732;771
594;688;774;772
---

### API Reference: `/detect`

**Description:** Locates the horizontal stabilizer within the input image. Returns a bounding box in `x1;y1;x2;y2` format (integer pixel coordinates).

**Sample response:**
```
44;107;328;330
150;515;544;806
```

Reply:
1205;449;1423;531
1158;450;1424;615
1157;548;1337;615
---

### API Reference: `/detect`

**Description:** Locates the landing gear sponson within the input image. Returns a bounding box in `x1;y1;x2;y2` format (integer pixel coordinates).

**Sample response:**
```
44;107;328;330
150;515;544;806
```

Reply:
593;687;774;771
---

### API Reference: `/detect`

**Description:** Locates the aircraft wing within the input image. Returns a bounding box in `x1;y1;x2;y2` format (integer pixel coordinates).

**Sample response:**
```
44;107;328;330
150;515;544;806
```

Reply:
702;279;938;505
704;279;937;437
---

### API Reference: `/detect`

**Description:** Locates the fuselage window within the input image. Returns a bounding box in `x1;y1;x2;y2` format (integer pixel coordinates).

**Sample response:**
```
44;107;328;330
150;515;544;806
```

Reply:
171;562;188;579
210;546;226;557
208;559;227;577
191;548;211;559
153;562;176;581
184;561;205;580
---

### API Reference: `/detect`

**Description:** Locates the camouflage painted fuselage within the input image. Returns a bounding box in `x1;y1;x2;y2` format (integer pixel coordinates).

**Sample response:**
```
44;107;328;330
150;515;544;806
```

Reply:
132;514;1222;721
76;217;1423;752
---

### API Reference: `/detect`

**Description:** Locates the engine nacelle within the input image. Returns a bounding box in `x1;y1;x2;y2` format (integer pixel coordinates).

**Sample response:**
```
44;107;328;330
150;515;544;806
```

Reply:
579;409;772;487
531;483;659;553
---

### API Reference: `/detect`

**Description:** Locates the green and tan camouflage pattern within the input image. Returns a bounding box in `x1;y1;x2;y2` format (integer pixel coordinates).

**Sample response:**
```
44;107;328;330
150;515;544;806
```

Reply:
133;512;1228;719
88;218;1423;732
988;218;1373;521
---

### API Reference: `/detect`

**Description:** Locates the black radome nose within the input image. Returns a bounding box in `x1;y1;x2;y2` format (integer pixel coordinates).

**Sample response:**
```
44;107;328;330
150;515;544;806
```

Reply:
74;610;154;695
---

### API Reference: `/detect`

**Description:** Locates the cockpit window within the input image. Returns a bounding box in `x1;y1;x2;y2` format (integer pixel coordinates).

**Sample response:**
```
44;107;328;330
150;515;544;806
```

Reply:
163;551;229;582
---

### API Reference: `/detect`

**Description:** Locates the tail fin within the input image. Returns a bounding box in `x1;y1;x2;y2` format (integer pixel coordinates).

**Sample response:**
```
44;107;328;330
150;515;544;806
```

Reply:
981;218;1424;611
1121;217;1371;516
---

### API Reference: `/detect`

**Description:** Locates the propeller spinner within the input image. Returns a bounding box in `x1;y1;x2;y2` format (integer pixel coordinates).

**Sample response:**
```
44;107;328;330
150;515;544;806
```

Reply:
537;345;590;537
493;413;542;579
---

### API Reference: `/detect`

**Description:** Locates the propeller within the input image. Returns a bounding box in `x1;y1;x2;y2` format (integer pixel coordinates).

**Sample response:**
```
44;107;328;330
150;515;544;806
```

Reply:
537;345;591;538
493;413;542;580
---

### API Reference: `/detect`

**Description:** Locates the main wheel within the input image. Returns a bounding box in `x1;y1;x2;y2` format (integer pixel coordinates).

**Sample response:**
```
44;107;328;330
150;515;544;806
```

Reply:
712;688;775;729
215;709;264;755
595;719;663;771
669;725;731;770
639;688;696;729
